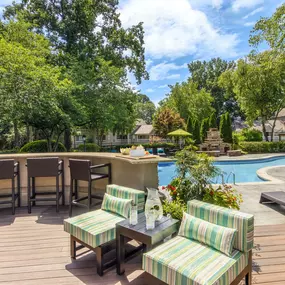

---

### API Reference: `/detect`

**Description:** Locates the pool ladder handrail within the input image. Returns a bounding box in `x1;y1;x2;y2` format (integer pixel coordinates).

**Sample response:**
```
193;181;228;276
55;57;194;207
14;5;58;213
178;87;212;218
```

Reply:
226;171;236;185
216;173;225;184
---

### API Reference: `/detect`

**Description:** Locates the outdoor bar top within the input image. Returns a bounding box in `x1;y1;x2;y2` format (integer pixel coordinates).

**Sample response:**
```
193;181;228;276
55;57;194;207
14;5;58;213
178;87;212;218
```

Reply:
0;152;171;207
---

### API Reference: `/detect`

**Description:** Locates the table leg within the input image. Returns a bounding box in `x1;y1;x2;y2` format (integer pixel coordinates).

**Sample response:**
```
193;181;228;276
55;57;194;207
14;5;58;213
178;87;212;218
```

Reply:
143;243;152;253
116;232;125;275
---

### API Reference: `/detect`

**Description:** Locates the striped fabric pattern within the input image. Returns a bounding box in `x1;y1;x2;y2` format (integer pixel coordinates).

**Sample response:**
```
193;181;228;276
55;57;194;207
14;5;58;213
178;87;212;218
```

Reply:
179;212;237;256
187;200;254;252
64;209;124;248
106;184;145;213
101;193;132;218
143;236;248;285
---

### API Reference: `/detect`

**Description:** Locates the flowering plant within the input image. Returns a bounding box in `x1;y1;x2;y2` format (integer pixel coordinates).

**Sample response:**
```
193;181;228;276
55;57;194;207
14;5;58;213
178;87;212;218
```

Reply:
162;184;178;200
203;184;243;210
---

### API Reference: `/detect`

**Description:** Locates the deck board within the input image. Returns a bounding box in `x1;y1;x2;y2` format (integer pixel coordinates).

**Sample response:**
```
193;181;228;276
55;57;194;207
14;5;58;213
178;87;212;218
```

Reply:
0;206;284;285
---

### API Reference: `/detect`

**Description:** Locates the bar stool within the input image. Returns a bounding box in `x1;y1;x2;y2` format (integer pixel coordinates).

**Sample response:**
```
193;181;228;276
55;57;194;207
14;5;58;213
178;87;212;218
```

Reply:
69;159;111;217
0;159;20;215
26;157;64;213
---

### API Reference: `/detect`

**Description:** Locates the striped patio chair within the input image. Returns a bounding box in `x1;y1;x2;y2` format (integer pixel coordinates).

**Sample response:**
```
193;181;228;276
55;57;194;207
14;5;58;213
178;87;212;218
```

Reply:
143;200;254;285
64;184;145;276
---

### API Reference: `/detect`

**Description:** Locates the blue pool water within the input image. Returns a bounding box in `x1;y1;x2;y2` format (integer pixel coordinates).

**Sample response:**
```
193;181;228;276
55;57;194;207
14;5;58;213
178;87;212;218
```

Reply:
158;156;285;185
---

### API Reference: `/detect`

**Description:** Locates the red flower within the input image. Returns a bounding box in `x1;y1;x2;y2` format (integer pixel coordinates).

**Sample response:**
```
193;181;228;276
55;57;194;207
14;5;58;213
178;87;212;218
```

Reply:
162;186;165;190
210;191;214;196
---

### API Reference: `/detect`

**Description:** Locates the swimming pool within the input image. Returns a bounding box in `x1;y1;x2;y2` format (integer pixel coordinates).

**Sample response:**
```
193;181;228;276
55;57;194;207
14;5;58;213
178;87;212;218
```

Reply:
158;156;285;185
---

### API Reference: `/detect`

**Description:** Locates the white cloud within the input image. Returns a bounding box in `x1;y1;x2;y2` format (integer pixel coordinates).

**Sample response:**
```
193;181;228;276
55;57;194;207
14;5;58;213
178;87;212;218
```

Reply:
149;62;187;81
244;22;256;27
146;88;155;93
190;0;223;9
120;0;238;60
243;6;264;19
158;85;169;89
232;0;264;11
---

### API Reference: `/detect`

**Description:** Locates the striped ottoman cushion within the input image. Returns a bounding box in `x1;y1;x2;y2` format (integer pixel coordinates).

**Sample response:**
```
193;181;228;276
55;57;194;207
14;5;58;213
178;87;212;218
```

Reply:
106;184;145;213
143;236;248;285
64;209;124;248
187;200;254;252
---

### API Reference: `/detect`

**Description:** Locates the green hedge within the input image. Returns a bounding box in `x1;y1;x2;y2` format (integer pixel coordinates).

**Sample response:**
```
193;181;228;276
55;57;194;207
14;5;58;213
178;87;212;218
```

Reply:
20;140;66;153
103;142;176;151
77;143;101;152
240;141;285;153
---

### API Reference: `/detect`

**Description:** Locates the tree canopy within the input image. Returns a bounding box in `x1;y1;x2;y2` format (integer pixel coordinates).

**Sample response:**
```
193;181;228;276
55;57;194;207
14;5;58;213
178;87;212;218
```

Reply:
250;3;285;50
219;51;285;141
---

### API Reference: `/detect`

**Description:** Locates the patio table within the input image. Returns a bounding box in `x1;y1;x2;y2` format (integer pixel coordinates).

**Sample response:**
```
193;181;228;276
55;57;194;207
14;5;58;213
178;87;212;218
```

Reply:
116;213;179;275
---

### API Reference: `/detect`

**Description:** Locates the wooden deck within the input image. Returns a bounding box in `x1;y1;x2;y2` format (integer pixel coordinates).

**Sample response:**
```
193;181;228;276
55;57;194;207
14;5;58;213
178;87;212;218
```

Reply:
0;206;284;285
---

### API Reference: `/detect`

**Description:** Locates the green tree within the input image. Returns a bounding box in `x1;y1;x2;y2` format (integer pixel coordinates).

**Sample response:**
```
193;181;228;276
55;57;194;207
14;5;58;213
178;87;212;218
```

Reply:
188;58;240;117
135;94;156;124
219;51;285;141
193;120;201;144
0;20;75;151
187;116;194;134
225;112;233;143
165;80;213;122
250;4;285;50
219;114;227;142
153;107;185;139
4;0;148;149
209;112;217;128
200;118;209;142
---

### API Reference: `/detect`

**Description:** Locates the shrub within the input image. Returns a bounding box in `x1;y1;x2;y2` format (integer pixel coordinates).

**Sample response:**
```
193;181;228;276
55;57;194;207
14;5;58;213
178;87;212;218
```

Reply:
20;140;66;153
193;120;201;144
0;148;19;154
200;118;209;142
241;128;263;142
77;143;100;152
203;185;243;210
162;198;186;221
209;112;217;128
240;141;285;153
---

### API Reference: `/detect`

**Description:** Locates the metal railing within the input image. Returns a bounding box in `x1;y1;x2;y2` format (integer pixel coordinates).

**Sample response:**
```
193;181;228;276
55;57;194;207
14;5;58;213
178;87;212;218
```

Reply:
226;171;236;185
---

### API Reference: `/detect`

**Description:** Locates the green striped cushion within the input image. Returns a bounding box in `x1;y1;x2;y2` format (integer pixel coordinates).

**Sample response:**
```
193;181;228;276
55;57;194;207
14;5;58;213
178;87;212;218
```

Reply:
143;236;248;285
106;184;145;213
64;209;124;248
179;212;236;256
187;200;254;252
101;193;132;218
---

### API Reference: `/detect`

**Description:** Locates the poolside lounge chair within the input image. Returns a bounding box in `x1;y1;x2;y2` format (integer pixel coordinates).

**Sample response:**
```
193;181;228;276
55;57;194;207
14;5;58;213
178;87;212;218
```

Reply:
143;200;254;285
64;184;145;276
260;191;285;207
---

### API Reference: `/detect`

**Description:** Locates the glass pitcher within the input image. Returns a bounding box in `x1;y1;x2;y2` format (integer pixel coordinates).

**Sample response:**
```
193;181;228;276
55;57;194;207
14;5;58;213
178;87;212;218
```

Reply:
145;188;163;221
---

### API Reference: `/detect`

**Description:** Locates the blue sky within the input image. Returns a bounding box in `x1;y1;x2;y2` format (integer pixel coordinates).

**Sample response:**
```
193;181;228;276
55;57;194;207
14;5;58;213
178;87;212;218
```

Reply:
1;0;283;105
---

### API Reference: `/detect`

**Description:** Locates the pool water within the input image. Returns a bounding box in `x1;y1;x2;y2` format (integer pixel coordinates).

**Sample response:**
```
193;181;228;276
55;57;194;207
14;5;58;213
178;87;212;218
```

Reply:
158;156;285;185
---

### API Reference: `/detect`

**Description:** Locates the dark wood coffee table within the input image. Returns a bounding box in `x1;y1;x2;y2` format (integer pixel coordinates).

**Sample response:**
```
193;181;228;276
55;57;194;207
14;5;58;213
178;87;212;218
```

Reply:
116;213;179;275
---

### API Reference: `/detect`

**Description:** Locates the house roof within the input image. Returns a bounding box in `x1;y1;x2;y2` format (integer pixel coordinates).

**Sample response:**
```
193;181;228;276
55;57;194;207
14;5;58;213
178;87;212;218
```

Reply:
277;109;285;119
135;125;154;135
254;119;285;133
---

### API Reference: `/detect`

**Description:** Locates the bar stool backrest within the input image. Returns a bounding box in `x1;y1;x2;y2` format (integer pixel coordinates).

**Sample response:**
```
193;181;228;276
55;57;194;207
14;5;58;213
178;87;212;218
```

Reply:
69;159;91;181
27;157;59;177
0;159;15;180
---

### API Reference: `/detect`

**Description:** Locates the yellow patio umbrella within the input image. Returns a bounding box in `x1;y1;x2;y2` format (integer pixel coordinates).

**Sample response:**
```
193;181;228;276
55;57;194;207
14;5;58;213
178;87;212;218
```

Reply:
167;129;191;148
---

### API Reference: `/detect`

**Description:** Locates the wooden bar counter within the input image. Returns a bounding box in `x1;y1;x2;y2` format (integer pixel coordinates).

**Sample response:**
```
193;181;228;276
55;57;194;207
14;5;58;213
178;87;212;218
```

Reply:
0;152;171;207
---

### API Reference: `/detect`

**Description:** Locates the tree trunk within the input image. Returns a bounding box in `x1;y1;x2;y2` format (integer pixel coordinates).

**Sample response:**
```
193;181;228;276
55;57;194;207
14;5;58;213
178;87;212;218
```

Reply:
261;117;269;142
64;129;72;151
26;124;31;143
13;121;20;148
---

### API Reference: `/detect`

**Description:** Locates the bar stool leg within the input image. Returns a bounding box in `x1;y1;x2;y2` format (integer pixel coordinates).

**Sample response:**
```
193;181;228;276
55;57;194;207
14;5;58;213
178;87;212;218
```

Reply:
17;171;21;207
32;177;36;206
62;168;65;206
74;180;78;199
27;176;31;214
12;177;15;215
88;181;92;211
69;178;73;217
56;175;59;213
